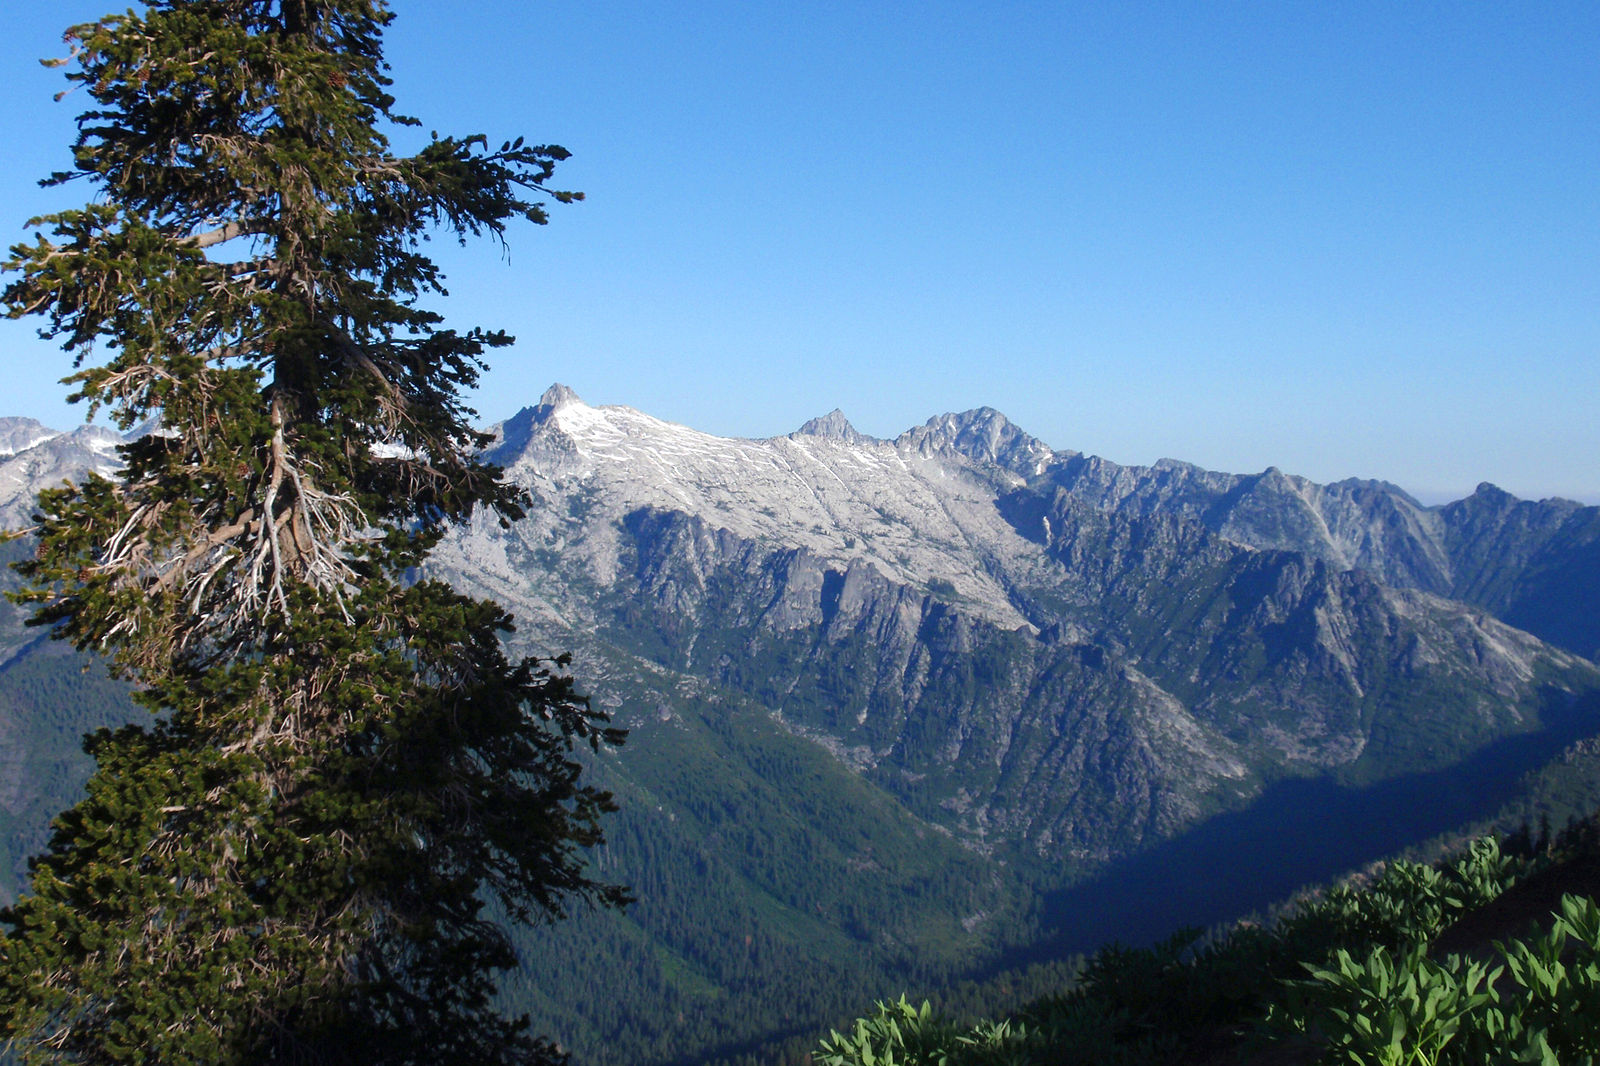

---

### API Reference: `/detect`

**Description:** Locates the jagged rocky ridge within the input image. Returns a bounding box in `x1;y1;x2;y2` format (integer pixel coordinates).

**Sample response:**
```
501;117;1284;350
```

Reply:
0;417;124;531
4;389;1600;1065
6;391;1598;864
425;385;1600;863
1046;455;1600;660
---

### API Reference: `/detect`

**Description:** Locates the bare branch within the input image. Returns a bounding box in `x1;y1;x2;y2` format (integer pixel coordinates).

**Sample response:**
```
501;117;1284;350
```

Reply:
180;219;272;250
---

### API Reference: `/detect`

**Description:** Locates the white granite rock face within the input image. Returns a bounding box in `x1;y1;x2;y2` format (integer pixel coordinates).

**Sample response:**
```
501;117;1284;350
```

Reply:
0;422;124;529
3;387;1597;861
420;386;1600;854
469;385;1050;631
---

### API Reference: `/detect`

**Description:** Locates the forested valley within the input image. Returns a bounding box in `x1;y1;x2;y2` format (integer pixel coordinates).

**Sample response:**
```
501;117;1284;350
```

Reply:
1;3;1598;1065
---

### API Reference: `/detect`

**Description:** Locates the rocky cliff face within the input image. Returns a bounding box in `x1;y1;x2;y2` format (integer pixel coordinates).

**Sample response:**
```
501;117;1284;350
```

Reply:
429;386;1600;866
6;391;1596;865
0;423;127;668
0;420;124;530
1042;453;1600;658
1439;485;1600;659
5;389;1600;1065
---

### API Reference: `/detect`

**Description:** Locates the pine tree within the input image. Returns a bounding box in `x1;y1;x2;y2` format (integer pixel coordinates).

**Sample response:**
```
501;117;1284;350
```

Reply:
0;3;625;1063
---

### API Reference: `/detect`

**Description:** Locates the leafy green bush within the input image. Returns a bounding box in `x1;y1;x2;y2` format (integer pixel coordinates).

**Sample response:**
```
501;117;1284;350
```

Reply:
1274;893;1600;1065
814;995;1033;1066
1269;944;1499;1065
813;835;1579;1066
1480;893;1600;1062
1283;836;1516;953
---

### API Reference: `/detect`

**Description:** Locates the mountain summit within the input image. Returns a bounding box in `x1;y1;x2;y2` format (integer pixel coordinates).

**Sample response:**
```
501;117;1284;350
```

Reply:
443;387;1600;846
795;408;872;444
0;421;125;528
537;382;582;413
4;385;1600;1066
895;406;1060;475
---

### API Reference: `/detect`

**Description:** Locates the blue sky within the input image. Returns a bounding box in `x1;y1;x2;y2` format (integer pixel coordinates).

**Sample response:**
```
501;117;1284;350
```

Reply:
1;3;1596;503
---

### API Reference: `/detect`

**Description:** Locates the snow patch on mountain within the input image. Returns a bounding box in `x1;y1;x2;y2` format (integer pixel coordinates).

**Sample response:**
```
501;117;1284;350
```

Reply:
471;386;1040;629
0;423;125;528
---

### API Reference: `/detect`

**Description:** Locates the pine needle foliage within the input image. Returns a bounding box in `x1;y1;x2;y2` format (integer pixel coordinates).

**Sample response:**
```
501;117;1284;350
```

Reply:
0;3;625;1063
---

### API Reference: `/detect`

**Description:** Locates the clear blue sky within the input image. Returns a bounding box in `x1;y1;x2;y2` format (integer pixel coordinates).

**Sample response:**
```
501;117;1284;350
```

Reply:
2;3;1596;503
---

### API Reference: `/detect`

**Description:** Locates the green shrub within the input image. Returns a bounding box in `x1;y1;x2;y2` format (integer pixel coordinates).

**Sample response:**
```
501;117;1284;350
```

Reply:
815;995;1034;1066
1274;893;1600;1065
814;836;1571;1066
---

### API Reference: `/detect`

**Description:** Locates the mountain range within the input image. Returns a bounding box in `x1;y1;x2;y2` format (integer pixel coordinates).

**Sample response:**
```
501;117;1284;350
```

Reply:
1;391;1598;1064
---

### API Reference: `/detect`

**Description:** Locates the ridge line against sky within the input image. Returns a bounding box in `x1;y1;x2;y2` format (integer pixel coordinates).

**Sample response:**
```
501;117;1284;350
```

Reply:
1;2;1595;504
